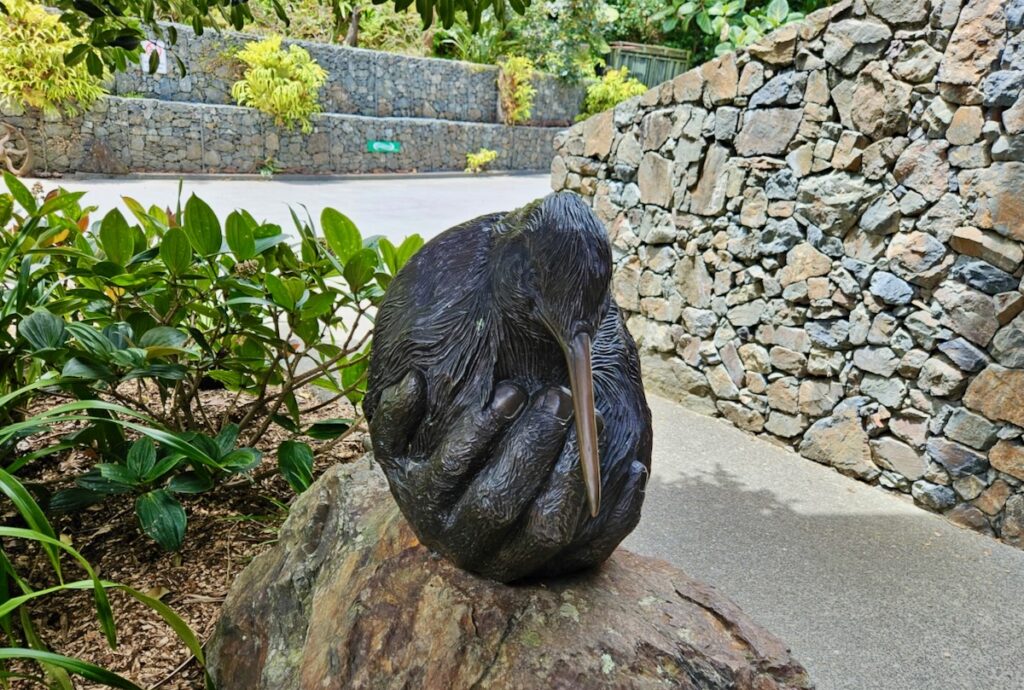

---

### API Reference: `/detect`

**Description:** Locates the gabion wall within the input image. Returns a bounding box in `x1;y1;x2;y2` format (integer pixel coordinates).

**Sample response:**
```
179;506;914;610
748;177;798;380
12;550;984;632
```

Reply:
553;0;1024;547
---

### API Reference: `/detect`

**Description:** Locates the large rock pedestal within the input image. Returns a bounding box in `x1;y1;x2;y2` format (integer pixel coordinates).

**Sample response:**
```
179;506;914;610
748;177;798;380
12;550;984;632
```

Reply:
208;459;812;689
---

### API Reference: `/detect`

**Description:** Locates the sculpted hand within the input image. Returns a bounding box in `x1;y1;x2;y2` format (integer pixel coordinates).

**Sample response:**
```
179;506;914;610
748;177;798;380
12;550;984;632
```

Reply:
369;370;647;582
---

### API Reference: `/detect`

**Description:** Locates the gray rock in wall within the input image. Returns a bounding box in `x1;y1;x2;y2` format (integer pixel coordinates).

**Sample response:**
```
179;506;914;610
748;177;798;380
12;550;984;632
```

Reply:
7;97;563;175
552;0;1024;551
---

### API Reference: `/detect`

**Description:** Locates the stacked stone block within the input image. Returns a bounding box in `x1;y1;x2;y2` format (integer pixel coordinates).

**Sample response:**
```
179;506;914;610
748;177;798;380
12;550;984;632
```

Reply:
552;0;1024;547
2;98;558;175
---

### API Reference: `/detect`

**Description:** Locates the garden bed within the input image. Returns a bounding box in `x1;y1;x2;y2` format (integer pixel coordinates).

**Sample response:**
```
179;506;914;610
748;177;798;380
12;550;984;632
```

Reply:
4;388;366;689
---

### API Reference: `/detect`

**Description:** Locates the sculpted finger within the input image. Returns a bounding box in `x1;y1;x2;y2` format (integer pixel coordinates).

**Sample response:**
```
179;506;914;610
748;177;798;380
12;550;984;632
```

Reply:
369;370;426;467
447;387;573;541
543;460;649;577
420;381;527;498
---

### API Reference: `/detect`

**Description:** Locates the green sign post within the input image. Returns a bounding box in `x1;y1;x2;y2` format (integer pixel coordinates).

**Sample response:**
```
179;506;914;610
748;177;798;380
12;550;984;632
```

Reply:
367;140;402;154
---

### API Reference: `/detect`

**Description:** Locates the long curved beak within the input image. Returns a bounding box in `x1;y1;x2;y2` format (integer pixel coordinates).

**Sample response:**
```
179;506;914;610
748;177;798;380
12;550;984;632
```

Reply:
565;332;601;518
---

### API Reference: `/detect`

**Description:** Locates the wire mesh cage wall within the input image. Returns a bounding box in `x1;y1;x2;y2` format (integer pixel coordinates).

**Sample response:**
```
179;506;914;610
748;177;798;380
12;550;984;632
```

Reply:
607;42;692;88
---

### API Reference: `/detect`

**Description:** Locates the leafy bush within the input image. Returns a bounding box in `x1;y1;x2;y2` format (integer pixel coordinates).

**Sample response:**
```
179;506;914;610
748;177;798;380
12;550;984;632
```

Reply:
497;56;536;125
576;67;647;120
0;172;423;550
652;0;828;62
45;0;532;75
465;148;499;173
358;2;434;56
0;0;106;116
506;0;619;81
606;0;667;45
435;9;513;64
231;35;328;133
0;413;208;687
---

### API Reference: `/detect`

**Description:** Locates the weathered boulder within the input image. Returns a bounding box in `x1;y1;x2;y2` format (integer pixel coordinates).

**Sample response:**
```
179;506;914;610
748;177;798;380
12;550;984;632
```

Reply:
208;461;812;690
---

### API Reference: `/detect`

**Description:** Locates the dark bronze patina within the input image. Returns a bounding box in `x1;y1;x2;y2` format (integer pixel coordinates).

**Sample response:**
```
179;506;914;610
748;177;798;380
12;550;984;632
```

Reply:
364;192;652;583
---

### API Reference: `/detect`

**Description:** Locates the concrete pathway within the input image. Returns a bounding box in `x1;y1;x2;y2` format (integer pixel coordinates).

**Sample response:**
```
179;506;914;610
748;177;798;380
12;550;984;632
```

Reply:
34;174;1023;688
626;395;1024;690
26;173;553;242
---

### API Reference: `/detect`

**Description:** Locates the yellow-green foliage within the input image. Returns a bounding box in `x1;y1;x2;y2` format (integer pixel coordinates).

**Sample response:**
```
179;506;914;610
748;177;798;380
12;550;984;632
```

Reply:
577;67;647;121
498;56;536;126
465;148;499;173
231;35;328;133
0;0;106;116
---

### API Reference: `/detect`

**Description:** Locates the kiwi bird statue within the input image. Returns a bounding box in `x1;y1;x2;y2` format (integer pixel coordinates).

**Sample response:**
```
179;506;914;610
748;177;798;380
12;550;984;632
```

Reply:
364;192;652;583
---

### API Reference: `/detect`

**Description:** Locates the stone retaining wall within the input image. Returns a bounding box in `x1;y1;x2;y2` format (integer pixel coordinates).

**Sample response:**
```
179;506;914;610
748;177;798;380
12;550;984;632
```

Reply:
5;97;558;175
553;0;1024;547
110;24;584;127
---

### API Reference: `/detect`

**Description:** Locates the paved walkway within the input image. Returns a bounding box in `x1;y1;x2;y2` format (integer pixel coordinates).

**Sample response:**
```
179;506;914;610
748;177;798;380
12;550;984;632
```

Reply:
37;174;1023;688
626;395;1024;690
29;173;553;242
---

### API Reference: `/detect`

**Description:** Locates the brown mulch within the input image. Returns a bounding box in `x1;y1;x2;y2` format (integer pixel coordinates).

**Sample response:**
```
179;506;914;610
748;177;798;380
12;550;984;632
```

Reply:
2;388;367;689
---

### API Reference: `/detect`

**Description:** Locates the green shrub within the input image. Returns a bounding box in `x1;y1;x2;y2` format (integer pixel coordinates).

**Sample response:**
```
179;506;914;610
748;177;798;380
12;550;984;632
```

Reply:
358;2;434;56
231;35;328;133
652;0;825;62
435;9;513;64
0;172;423;549
465;148;499;173
506;1;619;82
0;0;106;116
498;56;536;126
577;67;647;121
0;403;208;687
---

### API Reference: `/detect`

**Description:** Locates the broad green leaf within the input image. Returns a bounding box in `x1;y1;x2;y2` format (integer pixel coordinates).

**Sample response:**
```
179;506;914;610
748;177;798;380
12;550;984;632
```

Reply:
696;9;713;33
767;0;789;22
183;195;222;256
99;210;134;266
343;249;378;293
160;227;192;275
3;172;35;213
0;193;12;226
65;322;116;357
167;471;214;494
126;438;157;479
37;191;86;217
221;449;261;474
49;488;105;513
97;463;141;489
300;292;335;319
20;310;66;351
136;490;186;551
225;212;256;260
62;357;114;380
378;238;399;275
139;327;188;348
265;274;294;310
320;208;361;263
396;234;424;269
305;418;353;440
214;424;240;457
277;440;314;493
